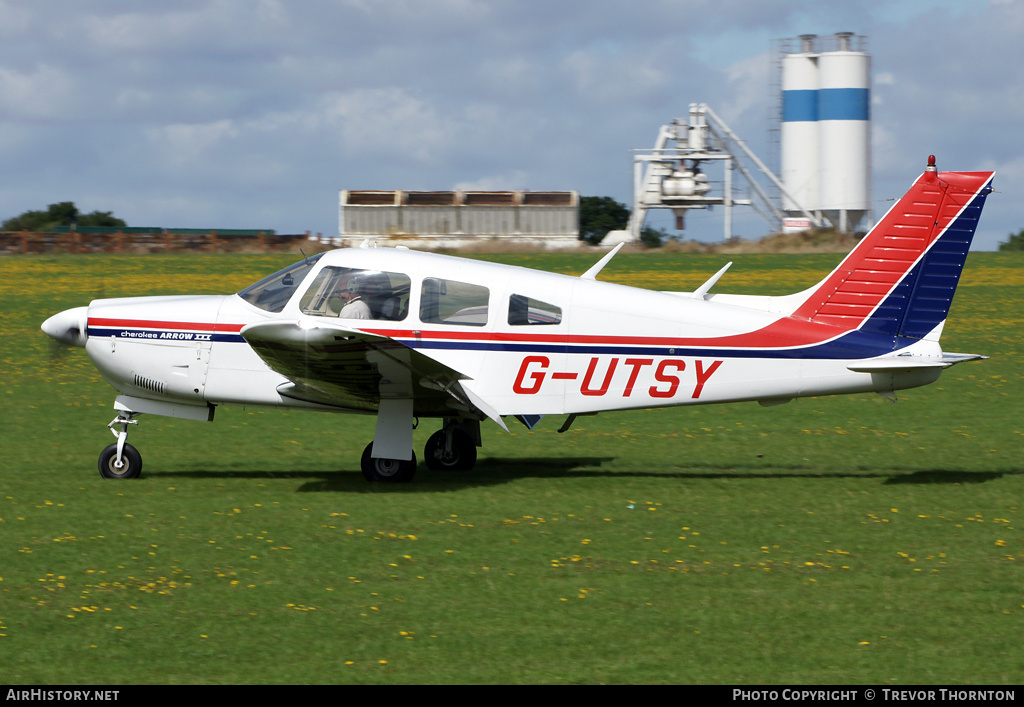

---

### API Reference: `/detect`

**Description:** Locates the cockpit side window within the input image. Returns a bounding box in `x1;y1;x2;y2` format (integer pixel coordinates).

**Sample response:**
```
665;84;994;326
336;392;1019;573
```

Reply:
237;254;324;313
300;266;411;321
420;278;488;326
508;294;562;325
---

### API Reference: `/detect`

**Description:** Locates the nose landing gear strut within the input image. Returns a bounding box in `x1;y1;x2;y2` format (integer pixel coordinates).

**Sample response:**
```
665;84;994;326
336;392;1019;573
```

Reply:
98;412;143;479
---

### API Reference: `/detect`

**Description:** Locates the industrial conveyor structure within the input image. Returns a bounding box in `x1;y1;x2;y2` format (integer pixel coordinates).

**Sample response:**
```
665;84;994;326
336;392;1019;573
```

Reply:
608;103;822;245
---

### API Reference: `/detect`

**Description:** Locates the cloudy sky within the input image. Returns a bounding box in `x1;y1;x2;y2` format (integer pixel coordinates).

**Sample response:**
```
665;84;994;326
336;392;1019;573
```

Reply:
1;0;1020;249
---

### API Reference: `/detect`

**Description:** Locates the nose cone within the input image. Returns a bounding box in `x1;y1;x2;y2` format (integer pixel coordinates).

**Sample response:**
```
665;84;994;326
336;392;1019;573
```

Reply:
42;306;89;347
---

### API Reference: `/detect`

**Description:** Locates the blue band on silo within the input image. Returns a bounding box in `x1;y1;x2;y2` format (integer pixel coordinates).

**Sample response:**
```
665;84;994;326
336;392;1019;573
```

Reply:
782;90;818;122
784;88;870;122
819;88;870;121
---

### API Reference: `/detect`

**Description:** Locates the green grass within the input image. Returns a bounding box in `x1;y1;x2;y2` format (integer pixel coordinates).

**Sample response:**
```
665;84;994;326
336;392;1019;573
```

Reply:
0;252;1021;684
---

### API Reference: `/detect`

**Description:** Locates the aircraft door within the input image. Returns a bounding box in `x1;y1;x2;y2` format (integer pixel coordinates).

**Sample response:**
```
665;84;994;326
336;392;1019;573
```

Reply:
163;337;212;399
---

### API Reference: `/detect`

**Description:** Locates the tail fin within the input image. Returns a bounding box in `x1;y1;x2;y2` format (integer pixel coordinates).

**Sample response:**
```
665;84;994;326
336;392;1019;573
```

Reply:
792;157;994;341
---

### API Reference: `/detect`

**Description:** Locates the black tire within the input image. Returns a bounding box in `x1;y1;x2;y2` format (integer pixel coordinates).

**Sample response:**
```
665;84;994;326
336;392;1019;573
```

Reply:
360;442;416;482
424;429;477;471
98;443;143;479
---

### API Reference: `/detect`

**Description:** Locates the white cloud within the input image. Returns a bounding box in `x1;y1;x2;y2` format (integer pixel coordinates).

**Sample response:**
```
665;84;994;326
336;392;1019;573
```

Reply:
145;119;241;169
0;0;31;38
453;171;530;191
74;0;292;53
716;51;772;127
560;48;672;105
0;64;76;120
316;89;456;162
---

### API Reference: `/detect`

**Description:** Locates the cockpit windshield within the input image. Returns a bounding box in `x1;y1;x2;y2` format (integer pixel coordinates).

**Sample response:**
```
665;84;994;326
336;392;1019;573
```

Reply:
237;253;324;313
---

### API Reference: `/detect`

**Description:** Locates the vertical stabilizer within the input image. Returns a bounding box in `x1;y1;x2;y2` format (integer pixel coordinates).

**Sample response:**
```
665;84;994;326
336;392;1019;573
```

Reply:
791;157;993;341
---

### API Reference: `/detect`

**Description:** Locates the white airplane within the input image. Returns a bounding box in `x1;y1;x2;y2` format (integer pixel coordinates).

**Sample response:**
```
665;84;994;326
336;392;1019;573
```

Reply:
42;157;994;482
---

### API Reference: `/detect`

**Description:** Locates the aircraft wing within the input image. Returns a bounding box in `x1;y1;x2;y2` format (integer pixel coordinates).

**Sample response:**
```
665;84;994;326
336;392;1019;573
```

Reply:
240;320;507;429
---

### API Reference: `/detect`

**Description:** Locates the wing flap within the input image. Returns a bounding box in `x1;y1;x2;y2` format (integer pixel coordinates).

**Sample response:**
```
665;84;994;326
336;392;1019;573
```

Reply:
458;379;509;432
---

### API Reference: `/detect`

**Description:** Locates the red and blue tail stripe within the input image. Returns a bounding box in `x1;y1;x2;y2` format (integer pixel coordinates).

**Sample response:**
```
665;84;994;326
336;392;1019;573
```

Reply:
792;164;994;340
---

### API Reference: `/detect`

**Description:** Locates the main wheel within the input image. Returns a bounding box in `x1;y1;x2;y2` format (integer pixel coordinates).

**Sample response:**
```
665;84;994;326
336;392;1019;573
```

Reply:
424;429;477;471
98;443;143;479
360;443;416;483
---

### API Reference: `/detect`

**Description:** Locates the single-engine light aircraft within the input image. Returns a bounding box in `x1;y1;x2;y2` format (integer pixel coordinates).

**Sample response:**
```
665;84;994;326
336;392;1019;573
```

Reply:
42;157;994;482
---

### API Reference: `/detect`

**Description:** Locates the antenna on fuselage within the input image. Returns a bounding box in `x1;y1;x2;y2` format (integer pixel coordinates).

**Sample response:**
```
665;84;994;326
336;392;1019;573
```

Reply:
690;261;732;299
580;242;625;280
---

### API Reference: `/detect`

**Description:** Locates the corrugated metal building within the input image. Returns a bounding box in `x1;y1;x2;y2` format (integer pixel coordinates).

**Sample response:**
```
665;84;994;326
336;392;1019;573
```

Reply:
338;190;579;249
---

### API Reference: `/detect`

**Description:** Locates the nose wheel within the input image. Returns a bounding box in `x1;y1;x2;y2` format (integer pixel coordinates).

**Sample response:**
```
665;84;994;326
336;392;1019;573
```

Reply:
99;412;143;479
99;442;142;479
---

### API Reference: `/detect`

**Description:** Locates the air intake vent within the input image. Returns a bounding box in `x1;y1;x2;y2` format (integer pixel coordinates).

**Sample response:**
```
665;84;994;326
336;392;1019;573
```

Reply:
133;374;165;395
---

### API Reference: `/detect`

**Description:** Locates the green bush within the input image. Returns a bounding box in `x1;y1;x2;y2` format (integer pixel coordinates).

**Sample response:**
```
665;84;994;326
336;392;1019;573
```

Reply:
998;228;1024;251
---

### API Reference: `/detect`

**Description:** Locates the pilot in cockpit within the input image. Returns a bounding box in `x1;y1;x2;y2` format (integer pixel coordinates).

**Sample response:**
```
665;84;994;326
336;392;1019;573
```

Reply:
335;274;371;319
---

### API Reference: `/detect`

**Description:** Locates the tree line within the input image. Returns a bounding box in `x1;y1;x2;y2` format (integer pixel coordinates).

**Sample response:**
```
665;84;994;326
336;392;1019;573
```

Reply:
2;202;126;232
999;229;1024;251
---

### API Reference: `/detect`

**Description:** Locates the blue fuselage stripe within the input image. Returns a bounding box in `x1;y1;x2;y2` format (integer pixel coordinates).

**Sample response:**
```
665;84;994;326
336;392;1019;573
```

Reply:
395;331;898;360
88;327;245;343
90;327;900;360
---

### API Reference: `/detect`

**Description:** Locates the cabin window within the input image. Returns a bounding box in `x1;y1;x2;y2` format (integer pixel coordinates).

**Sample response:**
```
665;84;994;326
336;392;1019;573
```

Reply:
420;278;488;326
237;253;324;313
299;266;411;321
508;294;562;326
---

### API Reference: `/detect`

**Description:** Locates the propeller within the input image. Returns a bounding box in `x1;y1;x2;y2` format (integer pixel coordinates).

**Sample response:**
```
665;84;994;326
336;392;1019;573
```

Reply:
43;280;104;362
42;306;89;348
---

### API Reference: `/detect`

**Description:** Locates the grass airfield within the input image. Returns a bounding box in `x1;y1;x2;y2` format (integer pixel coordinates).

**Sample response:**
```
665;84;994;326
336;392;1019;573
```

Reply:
0;251;1021;685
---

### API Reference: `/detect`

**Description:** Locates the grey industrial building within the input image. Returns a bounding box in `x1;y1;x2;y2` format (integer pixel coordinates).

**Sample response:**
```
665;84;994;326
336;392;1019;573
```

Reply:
338;190;579;249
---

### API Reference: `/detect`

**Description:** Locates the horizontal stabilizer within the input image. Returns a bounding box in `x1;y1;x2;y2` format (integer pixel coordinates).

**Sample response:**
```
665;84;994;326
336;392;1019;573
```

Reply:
847;352;986;373
847;359;947;372
940;352;988;365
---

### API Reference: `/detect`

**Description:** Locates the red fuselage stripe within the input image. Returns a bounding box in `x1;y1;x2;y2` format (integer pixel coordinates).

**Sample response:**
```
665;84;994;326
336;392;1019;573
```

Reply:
89;318;245;333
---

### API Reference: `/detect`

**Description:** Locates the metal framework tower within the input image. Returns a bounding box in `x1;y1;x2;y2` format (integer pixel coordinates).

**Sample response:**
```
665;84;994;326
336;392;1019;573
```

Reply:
607;103;820;245
608;32;872;246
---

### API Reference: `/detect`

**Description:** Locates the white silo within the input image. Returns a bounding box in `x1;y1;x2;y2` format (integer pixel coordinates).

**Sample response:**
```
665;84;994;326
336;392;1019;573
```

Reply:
780;32;871;233
781;35;820;215
818;32;870;233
